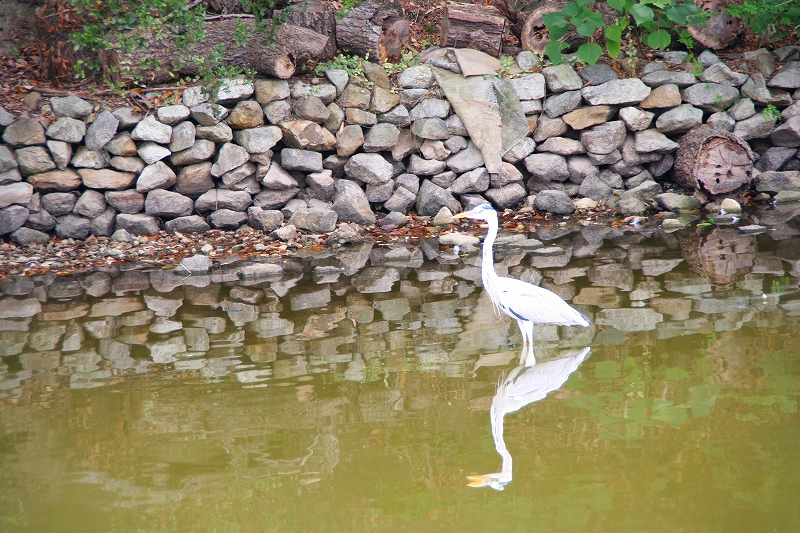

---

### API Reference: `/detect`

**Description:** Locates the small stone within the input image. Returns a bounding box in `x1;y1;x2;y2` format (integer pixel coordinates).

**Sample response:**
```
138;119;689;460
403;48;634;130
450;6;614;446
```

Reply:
180;254;213;274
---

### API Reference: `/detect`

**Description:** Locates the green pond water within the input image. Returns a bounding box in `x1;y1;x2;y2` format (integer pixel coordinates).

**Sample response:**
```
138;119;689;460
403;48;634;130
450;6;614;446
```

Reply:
1;222;799;532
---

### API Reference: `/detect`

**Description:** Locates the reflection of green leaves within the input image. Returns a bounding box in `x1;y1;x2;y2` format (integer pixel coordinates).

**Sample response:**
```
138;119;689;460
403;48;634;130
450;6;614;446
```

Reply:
595;360;621;379
664;367;689;381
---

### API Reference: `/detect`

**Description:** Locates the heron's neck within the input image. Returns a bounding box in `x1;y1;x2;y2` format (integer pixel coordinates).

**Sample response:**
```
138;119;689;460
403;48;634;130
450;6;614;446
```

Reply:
481;214;500;295
490;402;513;477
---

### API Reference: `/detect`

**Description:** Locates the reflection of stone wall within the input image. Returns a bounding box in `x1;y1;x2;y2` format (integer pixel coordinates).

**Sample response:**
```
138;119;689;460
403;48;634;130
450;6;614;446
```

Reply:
3;46;800;243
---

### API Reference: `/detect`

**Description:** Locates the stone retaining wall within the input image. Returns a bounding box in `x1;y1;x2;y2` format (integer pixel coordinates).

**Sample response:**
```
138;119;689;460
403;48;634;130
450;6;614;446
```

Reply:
3;46;800;245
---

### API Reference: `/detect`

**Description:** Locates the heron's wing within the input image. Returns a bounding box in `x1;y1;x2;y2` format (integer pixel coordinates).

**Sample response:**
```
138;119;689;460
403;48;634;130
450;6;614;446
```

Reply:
495;276;589;327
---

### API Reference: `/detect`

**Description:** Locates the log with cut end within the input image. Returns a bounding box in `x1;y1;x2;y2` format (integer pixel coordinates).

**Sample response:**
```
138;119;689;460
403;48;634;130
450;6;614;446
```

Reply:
673;124;754;199
688;0;743;49
125;19;333;83
335;2;410;62
441;2;506;57
521;5;558;54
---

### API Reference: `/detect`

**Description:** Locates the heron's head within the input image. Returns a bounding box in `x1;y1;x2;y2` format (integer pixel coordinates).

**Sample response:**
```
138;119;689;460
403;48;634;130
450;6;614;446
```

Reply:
453;204;496;223
467;473;510;491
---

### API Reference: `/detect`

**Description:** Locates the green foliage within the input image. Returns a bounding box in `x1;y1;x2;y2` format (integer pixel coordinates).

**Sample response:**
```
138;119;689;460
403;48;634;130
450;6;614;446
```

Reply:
384;50;419;76
314;52;370;80
542;0;710;66
764;103;783;121
726;0;800;41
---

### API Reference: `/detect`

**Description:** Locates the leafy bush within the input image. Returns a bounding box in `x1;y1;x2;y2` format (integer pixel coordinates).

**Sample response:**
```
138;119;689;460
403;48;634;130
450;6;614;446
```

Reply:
726;0;800;41
542;0;710;66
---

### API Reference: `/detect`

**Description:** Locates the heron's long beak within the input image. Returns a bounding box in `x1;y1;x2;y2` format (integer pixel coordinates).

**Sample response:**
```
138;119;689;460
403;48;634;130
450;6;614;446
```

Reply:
453;212;469;220
466;474;491;487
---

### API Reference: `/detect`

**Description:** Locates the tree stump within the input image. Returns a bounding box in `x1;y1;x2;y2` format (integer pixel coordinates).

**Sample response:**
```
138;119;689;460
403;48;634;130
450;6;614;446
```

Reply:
673;124;754;201
520;5;559;54
281;0;337;61
441;2;506;57
335;2;410;62
688;0;743;49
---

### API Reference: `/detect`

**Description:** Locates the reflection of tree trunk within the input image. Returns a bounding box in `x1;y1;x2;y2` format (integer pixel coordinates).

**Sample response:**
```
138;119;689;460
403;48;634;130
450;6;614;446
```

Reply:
677;227;756;285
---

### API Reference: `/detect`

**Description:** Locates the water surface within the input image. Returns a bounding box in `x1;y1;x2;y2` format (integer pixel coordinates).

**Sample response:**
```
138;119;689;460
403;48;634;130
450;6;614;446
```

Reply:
1;221;799;532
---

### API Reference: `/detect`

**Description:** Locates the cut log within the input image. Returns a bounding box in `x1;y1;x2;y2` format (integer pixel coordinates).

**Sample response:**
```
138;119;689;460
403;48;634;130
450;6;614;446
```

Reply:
488;0;525;42
335;2;410;62
124;19;333;83
521;5;559;54
673;124;754;200
688;0;743;49
281;0;337;60
441;2;507;57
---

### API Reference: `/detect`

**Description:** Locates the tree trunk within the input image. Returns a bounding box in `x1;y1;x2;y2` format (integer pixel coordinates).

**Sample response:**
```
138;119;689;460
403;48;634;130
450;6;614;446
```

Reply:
124;18;334;84
440;2;507;57
673;124;754;201
281;0;337;60
521;5;558;54
688;0;743;49
335;2;410;62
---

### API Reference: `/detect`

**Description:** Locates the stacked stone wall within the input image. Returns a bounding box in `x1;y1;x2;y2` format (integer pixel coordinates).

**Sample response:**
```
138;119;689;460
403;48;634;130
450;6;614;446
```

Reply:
2;46;800;244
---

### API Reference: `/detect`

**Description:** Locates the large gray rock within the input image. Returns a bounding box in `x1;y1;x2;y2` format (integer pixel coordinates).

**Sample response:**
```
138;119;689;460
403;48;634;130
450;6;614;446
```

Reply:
115;213;162;235
282;119;337;151
137;141;171;165
524;153;569;181
247;206;284;231
253;188;300;209
255;79;290;103
50;95;92;118
165;215;210;234
196;122;233;142
55;214;91;239
343;153;394;185
170;139;216;165
641;70;696;87
533;190;574;214
754;170;800;193
634;129;679;153
16;146;55;176
416;180;461;217
755;147;797;171
0;205;29;235
581;79;651;106
211;142;250;177
83;110;120;151
770;116;800;147
397;65;435;89
233;126;282;153
655;104;703;134
196;189;253;213
446;141;484;173
41;192;76;216
618;107;654;131
580;121;626;154
533;115;567;141
699;63;749;86
280;148;323;172
179;254;213;274
332;180;376;225
411;118;450;140
767;61;800;89
306;169;336;201
543;91;582;118
289;207;338;233
46;117;86;143
209;209;248;229
542;64;582;92
0;182;33;208
73;189;107;218
733;112;777;141
0;146;18;173
25;208;57;231
105;190;145;214
655;192;701;211
2;116;46;146
485;183;526;209
145;189;194;217
384;186;417;214
137;161;177;192
509;73;546;100
502;137;536;164
190;102;229;126
261;161;299;190
131;115;172;144
169;121;196;153
10;227;50;245
363;123;400;152
449;167;489;194
90;206;116;236
537;137;586;155
175;162;214;197
681;83;739;112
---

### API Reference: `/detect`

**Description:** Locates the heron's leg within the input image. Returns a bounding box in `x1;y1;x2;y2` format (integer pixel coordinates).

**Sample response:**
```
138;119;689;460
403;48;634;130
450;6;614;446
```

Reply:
518;320;535;366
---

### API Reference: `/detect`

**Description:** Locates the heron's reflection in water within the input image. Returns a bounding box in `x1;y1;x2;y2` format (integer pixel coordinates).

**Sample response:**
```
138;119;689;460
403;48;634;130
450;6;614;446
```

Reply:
467;346;591;491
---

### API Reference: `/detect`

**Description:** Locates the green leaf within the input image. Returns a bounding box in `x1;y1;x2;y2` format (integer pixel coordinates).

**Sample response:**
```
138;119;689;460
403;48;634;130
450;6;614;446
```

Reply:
605;39;621;60
562;2;582;18
644;28;671;49
545;40;569;65
608;0;626;11
575;9;605;37
542;11;566;27
578;42;603;65
605;23;623;42
630;4;655;25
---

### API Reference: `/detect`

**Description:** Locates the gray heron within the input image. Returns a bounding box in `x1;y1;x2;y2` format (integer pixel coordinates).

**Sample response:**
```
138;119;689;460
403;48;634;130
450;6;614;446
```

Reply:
453;204;589;364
